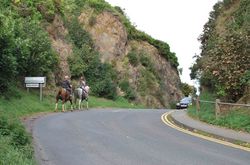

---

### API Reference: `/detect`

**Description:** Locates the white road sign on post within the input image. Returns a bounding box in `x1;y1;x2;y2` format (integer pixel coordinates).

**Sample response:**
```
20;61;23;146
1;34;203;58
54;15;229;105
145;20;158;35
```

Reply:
25;77;46;101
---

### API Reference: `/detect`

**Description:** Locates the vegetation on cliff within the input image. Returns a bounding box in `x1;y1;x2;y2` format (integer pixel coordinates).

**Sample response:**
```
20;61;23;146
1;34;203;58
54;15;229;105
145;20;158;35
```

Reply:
190;0;250;102
0;0;179;102
0;0;58;96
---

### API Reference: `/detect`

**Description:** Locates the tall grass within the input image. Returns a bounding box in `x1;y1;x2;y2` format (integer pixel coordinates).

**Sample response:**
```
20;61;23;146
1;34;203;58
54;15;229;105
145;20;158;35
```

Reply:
188;91;250;133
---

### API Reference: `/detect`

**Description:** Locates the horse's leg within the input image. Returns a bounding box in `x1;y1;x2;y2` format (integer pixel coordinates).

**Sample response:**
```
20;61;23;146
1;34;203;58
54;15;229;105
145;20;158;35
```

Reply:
70;99;73;112
55;103;58;112
86;100;88;110
55;97;59;112
73;93;77;110
78;99;82;110
62;100;65;112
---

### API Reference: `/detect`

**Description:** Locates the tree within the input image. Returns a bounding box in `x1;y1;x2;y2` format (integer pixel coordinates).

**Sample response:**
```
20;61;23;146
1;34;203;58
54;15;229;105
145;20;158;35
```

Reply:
181;83;195;97
0;14;17;93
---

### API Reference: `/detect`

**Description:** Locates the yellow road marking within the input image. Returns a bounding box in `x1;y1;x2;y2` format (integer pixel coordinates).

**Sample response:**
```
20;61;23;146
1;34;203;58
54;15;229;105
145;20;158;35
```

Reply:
161;111;250;152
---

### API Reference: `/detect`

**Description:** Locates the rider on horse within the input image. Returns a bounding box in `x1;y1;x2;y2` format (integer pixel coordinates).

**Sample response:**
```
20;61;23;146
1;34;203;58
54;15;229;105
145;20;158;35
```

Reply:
79;76;87;95
62;75;72;96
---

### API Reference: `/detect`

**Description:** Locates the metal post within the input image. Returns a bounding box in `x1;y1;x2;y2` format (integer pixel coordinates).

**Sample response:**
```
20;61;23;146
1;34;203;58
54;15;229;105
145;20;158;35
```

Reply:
215;99;220;119
196;96;200;115
40;83;43;101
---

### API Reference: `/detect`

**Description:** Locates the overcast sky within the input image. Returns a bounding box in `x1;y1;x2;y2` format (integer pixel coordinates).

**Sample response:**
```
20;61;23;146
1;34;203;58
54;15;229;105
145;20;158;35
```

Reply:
105;0;219;87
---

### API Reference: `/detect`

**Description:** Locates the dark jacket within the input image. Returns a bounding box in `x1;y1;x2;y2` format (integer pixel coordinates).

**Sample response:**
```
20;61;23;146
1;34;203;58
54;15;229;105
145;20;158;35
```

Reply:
61;80;71;89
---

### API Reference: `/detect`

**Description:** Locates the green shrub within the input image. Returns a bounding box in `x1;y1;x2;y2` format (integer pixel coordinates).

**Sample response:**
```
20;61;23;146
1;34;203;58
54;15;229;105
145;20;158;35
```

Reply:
119;80;136;101
66;17;93;48
0;136;35;165
89;15;97;26
0;16;17;93
11;123;31;147
85;62;118;100
0;115;34;163
15;19;58;76
140;54;151;68
87;0;112;13
0;116;31;147
127;50;139;66
36;0;56;22
138;69;158;96
68;46;90;77
0;116;10;136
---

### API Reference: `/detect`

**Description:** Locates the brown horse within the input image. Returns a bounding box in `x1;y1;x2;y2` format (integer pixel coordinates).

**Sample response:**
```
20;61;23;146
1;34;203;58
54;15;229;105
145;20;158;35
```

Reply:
55;88;73;112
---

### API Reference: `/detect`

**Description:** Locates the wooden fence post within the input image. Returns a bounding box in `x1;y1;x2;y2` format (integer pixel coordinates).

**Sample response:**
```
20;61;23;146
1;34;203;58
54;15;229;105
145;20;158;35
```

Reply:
196;96;200;115
215;99;220;119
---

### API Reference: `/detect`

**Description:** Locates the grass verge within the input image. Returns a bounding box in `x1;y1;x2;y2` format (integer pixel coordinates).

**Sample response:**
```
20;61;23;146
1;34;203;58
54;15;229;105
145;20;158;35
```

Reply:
188;92;250;133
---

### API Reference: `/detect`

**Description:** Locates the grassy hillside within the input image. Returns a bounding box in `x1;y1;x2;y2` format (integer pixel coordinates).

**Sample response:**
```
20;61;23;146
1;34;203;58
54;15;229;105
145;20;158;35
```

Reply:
0;88;144;164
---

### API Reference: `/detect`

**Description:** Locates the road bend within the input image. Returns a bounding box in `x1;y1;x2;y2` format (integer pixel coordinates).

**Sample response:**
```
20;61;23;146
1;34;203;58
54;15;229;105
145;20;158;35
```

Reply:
32;109;250;165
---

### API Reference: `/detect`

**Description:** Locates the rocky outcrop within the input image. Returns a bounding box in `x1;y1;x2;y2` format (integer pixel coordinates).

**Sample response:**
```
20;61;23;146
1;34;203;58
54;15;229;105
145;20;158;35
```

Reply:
78;11;182;108
122;41;182;107
46;15;73;84
79;10;127;63
43;8;182;108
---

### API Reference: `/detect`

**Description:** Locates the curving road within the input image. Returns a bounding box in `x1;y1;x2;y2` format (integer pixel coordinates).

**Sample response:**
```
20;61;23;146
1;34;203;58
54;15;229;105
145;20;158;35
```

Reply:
33;109;250;165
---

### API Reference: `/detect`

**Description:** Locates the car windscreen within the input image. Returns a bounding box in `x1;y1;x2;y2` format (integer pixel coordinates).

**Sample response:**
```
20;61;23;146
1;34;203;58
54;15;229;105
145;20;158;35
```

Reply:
180;97;191;104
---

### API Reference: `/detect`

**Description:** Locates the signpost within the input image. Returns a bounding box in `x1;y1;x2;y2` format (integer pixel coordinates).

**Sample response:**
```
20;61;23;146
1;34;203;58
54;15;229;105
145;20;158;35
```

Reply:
25;77;46;101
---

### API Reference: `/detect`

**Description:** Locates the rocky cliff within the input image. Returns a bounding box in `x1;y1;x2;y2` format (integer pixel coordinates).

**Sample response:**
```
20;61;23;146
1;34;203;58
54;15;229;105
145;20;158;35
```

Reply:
77;10;182;107
45;2;182;108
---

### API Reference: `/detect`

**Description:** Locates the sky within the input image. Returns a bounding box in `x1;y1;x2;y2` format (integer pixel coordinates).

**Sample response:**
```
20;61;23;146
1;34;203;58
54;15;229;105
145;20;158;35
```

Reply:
105;0;219;87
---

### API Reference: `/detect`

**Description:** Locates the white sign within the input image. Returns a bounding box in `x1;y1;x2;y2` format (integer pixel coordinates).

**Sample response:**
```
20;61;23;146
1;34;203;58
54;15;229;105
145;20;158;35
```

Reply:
25;77;46;101
26;84;40;88
25;77;46;84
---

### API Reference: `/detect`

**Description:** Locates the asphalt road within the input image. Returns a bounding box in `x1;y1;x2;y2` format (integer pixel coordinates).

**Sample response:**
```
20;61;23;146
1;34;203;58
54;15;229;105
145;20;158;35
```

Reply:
33;109;250;165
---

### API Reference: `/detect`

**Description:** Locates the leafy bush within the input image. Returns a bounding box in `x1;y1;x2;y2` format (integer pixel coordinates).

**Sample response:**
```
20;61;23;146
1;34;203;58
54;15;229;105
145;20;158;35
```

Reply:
138;69;158;96
68;45;92;78
66;17;93;48
15;19;58;76
36;0;56;22
0;136;35;165
127;50;139;66
0;115;34;164
140;54;151;68
0;15;17;94
0;4;58;94
0;116;31;147
87;0;112;13
119;80;136;100
84;62;118;100
89;15;97;26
